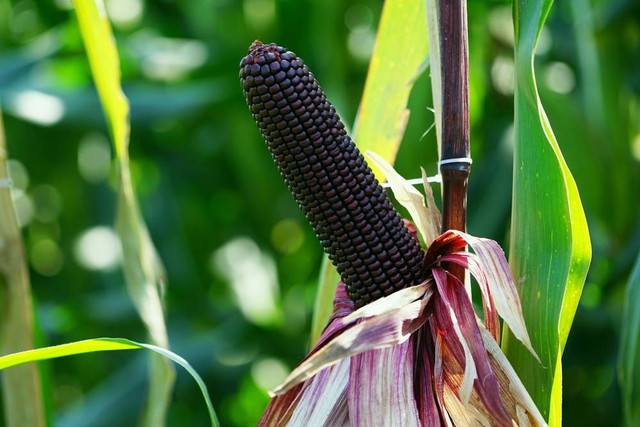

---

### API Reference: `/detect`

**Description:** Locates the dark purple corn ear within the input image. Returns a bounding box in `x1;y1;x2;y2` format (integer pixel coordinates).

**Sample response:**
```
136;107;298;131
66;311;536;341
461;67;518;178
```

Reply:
240;40;425;307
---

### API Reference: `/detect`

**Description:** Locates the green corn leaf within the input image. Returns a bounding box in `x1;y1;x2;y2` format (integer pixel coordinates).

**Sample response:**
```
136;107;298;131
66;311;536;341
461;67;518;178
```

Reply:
310;255;342;346
72;1;175;425
502;1;592;424
352;0;429;179
0;338;219;427
312;0;429;344
0;104;46;427
619;252;640;426
72;0;128;159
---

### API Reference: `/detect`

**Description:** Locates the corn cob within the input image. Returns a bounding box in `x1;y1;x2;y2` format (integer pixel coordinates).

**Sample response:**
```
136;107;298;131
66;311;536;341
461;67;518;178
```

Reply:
239;41;425;307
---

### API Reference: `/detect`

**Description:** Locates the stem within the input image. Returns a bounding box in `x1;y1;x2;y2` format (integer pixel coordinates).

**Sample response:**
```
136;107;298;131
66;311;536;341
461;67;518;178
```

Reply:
438;0;470;280
0;105;46;427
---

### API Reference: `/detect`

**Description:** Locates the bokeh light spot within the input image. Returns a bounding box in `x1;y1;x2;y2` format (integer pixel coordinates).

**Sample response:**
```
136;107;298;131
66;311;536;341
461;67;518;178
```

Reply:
13;192;34;227
243;0;275;30
348;26;376;62
536;26;553;56
488;6;514;46
216;346;258;367
11;90;65;126
78;133;112;183
213;237;280;326
32;184;63;222
251;358;289;392
544;62;575;94
130;31;209;82
344;4;373;31
270;219;304;254
105;0;143;29
491;55;515;96
53;0;72;10
7;159;29;191
30;239;64;276
74;226;122;271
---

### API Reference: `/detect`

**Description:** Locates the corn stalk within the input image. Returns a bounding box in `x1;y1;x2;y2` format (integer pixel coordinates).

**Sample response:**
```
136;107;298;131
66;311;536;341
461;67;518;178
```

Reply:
0;106;45;427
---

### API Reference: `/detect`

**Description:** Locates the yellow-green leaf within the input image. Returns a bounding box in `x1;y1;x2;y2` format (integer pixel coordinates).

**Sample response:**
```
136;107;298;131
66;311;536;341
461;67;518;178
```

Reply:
72;0;129;158
0;338;219;427
352;0;429;178
310;255;341;346
502;1;592;424
72;1;175;425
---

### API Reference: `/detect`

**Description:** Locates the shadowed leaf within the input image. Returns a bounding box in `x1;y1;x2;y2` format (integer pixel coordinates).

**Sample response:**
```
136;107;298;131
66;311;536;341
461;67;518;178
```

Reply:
619;251;640;426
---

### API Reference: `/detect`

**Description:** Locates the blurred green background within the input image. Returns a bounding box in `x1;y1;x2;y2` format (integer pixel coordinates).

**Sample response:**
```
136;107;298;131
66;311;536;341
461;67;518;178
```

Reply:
0;0;638;425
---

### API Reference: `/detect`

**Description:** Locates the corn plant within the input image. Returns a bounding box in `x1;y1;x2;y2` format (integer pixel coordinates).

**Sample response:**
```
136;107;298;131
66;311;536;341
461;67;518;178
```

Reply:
6;0;640;425
243;0;589;425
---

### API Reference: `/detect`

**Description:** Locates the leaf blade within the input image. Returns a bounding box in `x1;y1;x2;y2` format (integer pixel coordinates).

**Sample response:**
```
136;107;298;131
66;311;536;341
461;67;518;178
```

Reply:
72;0;129;157
72;1;176;425
0;338;219;427
0;104;46;427
502;1;592;424
352;0;429;178
619;251;640;426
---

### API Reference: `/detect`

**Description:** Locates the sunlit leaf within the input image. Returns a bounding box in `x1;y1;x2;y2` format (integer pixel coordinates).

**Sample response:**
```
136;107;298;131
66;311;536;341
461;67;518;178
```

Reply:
72;0;128;158
502;1;592;424
310;255;341;346
425;0;441;154
352;0;428;178
0;338;219;427
72;1;176;425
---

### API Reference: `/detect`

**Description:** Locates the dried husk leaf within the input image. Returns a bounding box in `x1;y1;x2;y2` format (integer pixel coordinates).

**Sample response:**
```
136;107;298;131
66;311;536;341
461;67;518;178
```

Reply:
432;268;478;405
342;282;431;324
286;359;350;426
449;230;540;362
366;150;439;246
479;326;547;426
421;167;443;236
433;267;512;425
349;341;421;426
271;297;428;396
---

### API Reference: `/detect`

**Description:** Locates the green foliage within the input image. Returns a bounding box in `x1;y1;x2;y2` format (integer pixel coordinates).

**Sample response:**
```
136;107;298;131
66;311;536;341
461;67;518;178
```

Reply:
620;252;640;426
72;0;129;158
351;0;429;179
0;338;219;426
502;1;591;424
72;0;175;425
311;256;341;346
0;0;638;425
